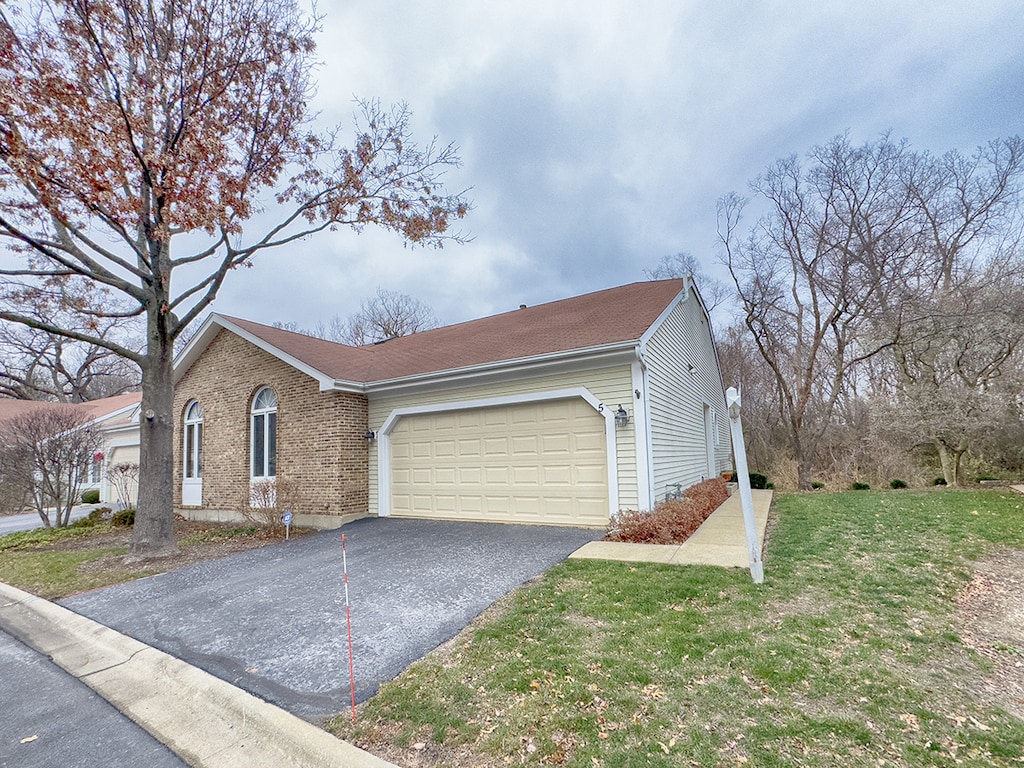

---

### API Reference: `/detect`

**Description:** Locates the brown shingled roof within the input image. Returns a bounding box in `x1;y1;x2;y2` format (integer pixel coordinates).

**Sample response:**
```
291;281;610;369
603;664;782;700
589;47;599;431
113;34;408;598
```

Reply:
220;280;687;385
0;392;140;426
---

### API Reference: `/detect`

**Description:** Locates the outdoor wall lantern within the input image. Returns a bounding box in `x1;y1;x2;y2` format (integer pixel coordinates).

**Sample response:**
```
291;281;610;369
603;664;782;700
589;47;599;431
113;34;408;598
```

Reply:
364;430;376;441
614;405;630;428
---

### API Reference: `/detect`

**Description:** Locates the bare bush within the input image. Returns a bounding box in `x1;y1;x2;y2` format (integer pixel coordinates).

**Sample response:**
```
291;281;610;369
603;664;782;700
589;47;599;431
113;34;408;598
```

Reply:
607;478;729;544
106;462;140;510
240;478;303;534
0;406;103;527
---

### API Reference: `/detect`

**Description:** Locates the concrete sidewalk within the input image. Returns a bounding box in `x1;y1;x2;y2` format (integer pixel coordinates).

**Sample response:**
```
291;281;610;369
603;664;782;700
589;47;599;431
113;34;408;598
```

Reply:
0;581;396;768
569;489;773;567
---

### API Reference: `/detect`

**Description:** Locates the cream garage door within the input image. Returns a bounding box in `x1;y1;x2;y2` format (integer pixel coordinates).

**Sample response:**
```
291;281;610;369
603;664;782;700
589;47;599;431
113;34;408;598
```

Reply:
390;398;609;526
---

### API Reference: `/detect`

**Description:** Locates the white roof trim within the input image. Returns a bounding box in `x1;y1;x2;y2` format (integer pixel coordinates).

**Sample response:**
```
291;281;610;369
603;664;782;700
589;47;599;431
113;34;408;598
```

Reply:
173;313;345;390
638;282;689;351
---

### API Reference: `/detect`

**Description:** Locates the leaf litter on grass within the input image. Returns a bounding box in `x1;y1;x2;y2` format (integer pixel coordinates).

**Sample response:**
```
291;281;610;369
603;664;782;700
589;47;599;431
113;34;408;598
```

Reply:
329;490;1024;767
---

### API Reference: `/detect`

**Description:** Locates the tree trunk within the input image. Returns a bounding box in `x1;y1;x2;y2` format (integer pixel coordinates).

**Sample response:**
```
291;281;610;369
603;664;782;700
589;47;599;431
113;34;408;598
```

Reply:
935;438;968;487
796;451;814;491
130;318;177;558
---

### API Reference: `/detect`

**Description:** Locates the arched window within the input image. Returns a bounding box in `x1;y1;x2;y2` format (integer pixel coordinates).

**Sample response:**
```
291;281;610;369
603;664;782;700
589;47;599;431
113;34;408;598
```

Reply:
184;401;203;479
251;388;277;479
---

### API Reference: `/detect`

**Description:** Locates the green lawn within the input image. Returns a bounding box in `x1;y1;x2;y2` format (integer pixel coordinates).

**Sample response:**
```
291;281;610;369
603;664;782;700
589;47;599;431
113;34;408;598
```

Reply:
329;490;1024;767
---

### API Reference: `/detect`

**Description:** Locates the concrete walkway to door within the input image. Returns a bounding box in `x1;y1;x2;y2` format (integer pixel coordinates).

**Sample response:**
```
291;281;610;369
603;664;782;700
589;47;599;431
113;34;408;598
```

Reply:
569;489;773;568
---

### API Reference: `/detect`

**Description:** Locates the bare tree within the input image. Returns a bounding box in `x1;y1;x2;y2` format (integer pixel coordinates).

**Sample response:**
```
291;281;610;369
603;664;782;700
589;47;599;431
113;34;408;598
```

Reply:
645;252;732;319
721;134;1024;488
719;135;917;489
338;287;439;345
880;139;1024;484
0;405;103;527
0;305;141;401
270;288;438;345
0;0;469;556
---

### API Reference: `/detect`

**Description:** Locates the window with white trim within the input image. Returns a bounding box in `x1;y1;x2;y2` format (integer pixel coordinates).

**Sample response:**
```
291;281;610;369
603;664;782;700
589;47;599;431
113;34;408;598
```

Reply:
251;388;277;479
184;400;203;479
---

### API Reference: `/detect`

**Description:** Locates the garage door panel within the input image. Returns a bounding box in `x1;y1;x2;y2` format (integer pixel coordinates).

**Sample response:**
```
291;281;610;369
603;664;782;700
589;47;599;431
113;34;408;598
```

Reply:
483;437;508;455
390;398;609;526
434;467;457;484
575;464;607;484
542;465;572;485
483;410;508;428
511;435;538;454
541;434;571;455
574;432;605;452
512;466;540;485
458;438;482;457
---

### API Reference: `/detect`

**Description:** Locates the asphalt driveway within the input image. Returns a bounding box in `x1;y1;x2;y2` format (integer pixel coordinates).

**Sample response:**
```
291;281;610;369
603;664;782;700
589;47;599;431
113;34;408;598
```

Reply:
61;517;601;721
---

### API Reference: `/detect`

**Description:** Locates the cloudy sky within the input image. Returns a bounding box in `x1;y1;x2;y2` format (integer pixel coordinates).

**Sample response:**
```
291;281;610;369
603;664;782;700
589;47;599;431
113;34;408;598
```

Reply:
210;0;1024;331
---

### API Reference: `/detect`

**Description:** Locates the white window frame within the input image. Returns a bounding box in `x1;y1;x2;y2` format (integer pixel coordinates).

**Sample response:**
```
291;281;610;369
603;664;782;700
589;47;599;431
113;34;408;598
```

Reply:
184;400;203;480
250;387;278;479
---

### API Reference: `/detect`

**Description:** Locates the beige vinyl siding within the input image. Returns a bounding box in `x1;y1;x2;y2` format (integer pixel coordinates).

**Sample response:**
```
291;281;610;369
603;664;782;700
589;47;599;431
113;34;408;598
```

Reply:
104;444;140;505
644;293;730;501
368;363;637;516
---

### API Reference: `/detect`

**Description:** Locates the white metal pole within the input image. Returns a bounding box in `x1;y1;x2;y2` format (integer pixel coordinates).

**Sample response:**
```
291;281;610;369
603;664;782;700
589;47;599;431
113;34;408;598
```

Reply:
726;386;764;584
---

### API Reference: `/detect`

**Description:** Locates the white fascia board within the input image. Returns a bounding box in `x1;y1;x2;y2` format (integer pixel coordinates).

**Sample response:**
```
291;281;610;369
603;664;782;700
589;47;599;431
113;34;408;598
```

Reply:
355;342;639;397
637;284;688;353
89;403;141;428
174;314;341;391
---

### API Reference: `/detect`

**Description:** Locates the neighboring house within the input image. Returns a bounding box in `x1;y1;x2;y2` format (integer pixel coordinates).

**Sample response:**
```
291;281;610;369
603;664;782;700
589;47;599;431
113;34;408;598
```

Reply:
172;279;731;529
0;392;142;508
78;393;142;506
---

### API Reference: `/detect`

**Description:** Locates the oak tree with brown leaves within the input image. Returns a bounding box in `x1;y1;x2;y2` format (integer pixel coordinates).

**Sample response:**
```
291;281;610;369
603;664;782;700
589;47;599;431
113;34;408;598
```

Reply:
0;0;469;556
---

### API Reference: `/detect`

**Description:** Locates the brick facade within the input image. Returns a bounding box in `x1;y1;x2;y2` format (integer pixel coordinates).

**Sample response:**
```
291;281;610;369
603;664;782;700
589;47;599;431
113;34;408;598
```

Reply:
173;330;369;518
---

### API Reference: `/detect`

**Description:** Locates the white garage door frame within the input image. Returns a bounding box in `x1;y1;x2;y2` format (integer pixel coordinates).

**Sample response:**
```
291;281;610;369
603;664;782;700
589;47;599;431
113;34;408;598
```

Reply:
376;387;619;520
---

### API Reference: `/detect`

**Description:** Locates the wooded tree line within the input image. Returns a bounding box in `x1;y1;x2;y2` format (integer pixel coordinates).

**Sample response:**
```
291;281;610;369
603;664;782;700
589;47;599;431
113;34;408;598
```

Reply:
715;133;1024;489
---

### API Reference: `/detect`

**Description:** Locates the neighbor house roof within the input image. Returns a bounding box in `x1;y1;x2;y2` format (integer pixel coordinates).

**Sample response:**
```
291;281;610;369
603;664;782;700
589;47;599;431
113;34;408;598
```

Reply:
0;391;141;429
76;392;142;423
177;279;692;388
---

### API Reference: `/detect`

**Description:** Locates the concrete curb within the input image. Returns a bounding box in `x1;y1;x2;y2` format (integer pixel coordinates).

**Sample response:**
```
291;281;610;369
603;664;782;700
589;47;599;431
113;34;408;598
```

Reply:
0;581;396;768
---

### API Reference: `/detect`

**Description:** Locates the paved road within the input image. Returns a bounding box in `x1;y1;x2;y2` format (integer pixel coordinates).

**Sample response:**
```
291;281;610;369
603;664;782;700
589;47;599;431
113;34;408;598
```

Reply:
62;517;601;721
0;629;187;768
0;506;98;536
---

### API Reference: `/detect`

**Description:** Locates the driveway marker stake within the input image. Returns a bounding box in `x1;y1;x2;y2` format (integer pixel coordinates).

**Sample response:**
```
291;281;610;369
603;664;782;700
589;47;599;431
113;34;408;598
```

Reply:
342;533;357;722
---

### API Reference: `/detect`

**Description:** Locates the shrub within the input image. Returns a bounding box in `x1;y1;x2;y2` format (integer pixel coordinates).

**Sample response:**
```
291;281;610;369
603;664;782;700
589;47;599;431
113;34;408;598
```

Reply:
111;508;135;527
811;482;825;490
239;477;303;533
80;489;100;504
889;479;908;489
70;507;111;528
748;472;769;490
607;478;729;544
851;482;870;491
933;477;948;486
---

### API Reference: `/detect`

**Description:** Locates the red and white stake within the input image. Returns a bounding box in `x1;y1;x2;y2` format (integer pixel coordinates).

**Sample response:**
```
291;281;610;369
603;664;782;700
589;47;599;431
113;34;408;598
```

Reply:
342;533;357;722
